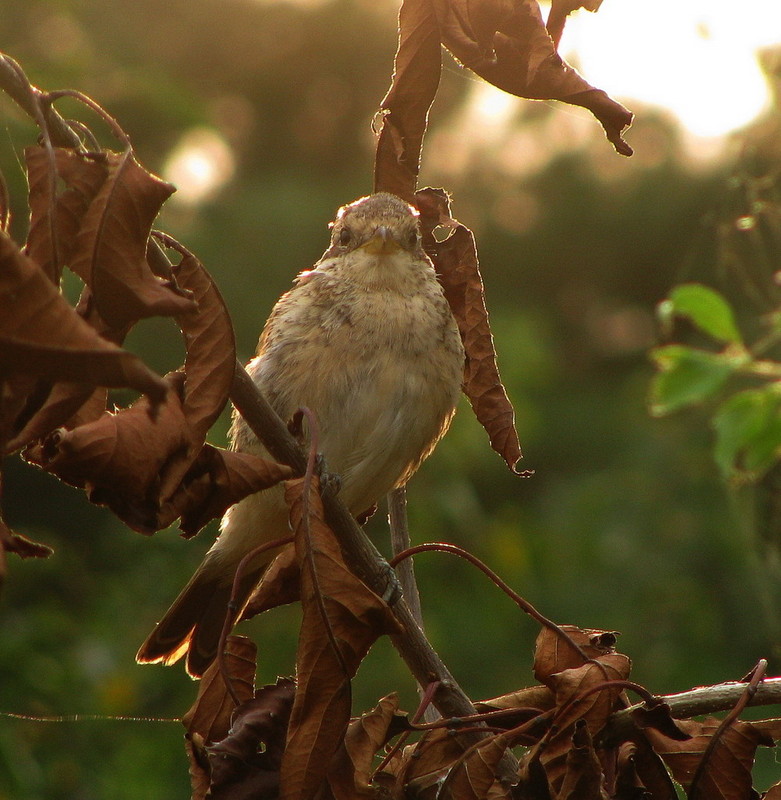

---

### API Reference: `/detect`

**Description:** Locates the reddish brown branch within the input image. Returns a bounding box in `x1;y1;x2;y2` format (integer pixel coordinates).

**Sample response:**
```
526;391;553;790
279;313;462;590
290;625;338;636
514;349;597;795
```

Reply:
390;542;591;664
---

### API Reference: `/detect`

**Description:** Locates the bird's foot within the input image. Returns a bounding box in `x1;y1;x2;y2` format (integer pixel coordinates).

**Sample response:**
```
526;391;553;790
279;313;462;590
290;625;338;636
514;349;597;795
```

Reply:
315;454;342;497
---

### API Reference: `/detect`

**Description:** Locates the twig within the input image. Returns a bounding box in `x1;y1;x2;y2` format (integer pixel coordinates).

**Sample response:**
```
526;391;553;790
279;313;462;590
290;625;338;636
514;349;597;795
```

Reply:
603;674;781;744
388;486;439;723
390;542;591;665
688;659;768;800
0;53;81;149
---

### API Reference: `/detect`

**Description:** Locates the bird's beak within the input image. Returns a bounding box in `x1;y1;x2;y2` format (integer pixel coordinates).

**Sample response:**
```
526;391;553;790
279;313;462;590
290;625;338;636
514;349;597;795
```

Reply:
361;226;402;255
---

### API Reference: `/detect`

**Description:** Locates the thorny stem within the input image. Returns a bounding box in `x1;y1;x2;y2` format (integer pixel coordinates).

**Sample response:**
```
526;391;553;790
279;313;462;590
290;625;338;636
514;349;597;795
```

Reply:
688;659;768;800
390;542;591;665
218;534;294;706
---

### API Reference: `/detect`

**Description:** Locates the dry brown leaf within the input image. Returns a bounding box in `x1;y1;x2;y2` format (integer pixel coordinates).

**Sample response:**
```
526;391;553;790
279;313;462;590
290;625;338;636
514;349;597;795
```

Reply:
547;655;631;737
415;187;523;473
24;146;108;284
241;544;300;620
183;634;257;745
281;475;402;800
533;625;619;686
556;720;607;800
521;649;629;797
68;150;195;327
25;372;189;533
159;445;294;537
7;383;106;455
0;512;53;589
646;716;775;798
622;738;678;800
612;739;675;800
169;247;237;447
325;694;402;800
184;734;212;800
433;0;632;155
374;0;441;199
546;1;604;49
0;229;166;419
438;732;514;800
207;678;295;800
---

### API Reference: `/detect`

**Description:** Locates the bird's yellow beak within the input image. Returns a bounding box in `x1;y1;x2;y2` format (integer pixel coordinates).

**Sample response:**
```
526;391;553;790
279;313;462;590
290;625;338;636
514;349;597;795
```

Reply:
360;226;402;255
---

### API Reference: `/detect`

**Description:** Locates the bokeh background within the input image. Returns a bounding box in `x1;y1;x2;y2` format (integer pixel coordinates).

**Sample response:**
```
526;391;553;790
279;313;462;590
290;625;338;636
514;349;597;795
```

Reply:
1;0;781;796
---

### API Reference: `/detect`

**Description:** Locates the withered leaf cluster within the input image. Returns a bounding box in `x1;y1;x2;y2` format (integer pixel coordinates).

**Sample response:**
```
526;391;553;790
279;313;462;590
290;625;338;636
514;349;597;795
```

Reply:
184;614;781;800
0;69;292;583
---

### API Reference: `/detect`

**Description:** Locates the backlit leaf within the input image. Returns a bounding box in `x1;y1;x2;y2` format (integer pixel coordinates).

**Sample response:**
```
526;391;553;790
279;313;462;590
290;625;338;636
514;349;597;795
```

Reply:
659;283;742;344
649;345;744;416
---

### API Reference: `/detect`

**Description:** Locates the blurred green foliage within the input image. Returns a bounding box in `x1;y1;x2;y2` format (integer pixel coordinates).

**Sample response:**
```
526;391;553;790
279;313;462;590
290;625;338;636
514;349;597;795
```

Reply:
1;0;780;796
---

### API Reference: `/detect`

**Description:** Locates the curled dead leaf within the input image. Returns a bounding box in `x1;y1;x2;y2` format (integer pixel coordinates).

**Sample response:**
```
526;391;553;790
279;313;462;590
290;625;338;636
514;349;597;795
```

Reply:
325;694;402;800
68;150;195;327
160;445;294;538
0;229;166;430
533;624;619;686
433;0;632;156
645;716;776;797
183;634;257;746
25;372;188;533
374;0;632;198
374;0;441;200
208;677;296;800
416;188;523;473
438;732;514;800
556;720;607;800
24;146;108;284
281;475;402;800
170;246;237;446
241;543;300;620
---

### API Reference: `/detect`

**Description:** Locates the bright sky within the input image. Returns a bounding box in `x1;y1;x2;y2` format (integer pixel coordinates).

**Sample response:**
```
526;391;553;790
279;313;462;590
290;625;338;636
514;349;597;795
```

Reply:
552;0;781;138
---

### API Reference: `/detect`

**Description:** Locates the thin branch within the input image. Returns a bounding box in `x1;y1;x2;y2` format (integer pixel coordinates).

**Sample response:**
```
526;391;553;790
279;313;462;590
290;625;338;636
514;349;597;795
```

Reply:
604;674;781;744
0;53;81;149
388;486;439;723
391;542;591;665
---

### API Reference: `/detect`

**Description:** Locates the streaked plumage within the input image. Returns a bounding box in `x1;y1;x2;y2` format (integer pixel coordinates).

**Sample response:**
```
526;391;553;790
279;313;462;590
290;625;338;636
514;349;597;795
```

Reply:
137;193;464;677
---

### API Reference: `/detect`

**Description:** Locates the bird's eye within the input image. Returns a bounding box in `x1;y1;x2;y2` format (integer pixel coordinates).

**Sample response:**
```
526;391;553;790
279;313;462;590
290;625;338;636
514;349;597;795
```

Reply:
339;228;352;246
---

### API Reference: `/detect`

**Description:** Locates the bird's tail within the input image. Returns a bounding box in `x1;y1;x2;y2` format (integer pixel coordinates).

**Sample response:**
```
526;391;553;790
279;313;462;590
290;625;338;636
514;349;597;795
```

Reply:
136;558;262;679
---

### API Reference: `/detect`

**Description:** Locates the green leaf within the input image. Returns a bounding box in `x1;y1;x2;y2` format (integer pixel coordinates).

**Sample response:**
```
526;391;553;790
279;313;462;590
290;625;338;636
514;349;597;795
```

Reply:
649;345;743;416
712;388;781;481
658;283;743;344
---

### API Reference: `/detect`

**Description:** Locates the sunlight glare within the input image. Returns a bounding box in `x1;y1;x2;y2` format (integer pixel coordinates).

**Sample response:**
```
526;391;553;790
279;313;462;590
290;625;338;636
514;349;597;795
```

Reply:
553;0;780;139
163;128;236;206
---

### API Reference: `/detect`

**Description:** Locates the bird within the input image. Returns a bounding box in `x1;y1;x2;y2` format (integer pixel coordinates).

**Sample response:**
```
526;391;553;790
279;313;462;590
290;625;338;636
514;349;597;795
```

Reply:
136;192;466;678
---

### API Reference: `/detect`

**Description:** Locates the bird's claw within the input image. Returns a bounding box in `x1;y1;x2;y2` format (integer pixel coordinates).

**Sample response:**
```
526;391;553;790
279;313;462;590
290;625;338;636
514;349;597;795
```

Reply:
316;454;342;496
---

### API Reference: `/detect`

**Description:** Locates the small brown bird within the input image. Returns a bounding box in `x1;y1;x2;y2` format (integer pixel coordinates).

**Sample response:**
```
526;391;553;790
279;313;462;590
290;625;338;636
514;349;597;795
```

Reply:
136;192;465;677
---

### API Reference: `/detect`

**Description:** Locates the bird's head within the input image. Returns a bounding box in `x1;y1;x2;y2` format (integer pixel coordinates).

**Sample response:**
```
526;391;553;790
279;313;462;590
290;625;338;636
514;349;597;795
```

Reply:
328;193;422;257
